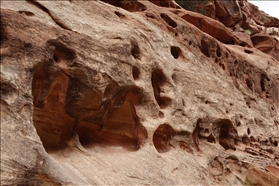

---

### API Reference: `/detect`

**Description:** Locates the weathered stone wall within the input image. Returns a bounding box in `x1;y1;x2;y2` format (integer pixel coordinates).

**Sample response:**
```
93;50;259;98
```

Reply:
1;0;279;185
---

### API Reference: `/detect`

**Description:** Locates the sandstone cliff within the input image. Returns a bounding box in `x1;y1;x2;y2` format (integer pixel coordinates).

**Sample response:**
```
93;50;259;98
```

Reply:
1;0;279;185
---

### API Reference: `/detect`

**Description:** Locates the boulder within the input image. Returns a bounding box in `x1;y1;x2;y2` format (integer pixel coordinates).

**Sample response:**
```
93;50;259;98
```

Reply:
251;33;279;60
214;0;243;27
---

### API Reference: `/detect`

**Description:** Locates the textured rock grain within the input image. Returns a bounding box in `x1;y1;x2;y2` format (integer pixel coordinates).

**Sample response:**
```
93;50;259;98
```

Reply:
1;0;279;185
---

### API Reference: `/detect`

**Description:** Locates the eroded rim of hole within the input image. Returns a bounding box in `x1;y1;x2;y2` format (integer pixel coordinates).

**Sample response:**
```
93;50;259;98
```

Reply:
159;111;164;118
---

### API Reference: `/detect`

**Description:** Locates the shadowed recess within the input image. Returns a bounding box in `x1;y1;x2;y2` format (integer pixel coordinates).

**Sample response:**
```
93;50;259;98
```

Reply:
132;66;140;80
50;42;77;63
131;40;141;59
216;119;237;150
76;87;148;151
153;123;176;153
153;123;195;153
151;69;172;109
100;0;146;12
160;13;177;28
32;65;74;151
200;38;211;58
32;57;147;152
170;46;182;59
0;21;7;44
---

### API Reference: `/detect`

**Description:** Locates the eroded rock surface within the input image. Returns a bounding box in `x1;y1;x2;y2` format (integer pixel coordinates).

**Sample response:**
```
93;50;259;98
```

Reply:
1;0;279;185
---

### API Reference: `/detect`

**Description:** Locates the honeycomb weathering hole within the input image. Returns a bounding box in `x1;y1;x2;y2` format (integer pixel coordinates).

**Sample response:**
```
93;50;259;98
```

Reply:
131;41;141;59
194;118;241;151
151;69;172;109
76;88;148;151
153;124;195;153
200;39;211;58
132;66;140;80
244;49;253;54
32;66;74;151
217;119;237;150
160;13;177;28
159;97;172;109
260;74;270;92
52;43;77;63
53;54;58;62
153;124;176;153
170;46;181;59
247;128;251;135
246;78;253;91
32;62;147;152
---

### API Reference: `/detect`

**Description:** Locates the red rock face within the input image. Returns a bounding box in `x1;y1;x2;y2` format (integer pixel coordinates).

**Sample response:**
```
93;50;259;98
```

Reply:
214;0;242;27
240;0;279;28
31;37;148;151
1;0;279;185
177;10;235;44
251;33;279;61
